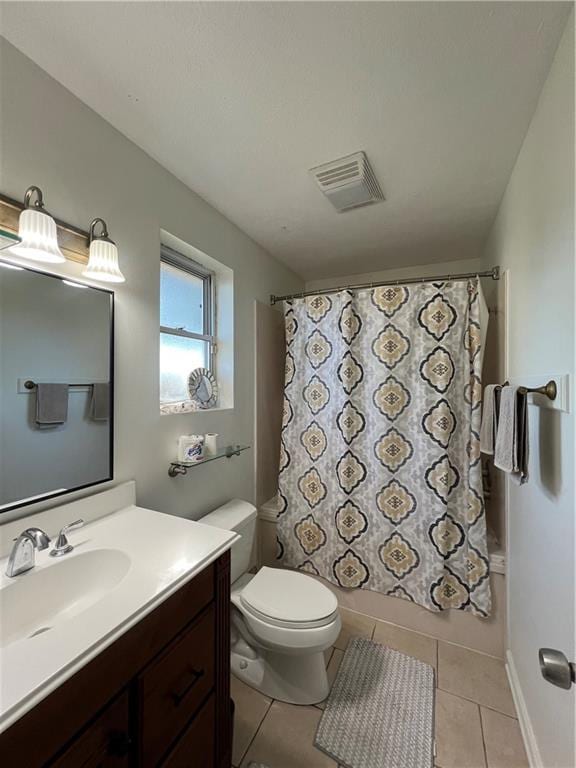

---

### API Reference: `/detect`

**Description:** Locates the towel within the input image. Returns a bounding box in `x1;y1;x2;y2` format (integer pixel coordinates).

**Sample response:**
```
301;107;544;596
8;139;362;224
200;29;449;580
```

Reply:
90;382;110;421
494;386;529;484
35;383;69;425
480;384;501;455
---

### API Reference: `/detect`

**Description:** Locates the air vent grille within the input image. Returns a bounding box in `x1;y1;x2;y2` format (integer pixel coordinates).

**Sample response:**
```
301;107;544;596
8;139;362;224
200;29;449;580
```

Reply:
309;152;384;212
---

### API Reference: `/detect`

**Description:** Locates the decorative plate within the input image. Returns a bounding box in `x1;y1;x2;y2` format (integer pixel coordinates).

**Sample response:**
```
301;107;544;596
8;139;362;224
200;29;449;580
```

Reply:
188;367;218;409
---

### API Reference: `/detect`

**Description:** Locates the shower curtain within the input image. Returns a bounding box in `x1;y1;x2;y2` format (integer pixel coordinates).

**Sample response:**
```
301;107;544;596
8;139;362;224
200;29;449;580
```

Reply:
277;279;491;617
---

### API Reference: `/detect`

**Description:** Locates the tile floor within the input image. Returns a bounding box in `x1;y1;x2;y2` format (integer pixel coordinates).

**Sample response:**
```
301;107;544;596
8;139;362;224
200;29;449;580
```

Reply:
232;607;529;768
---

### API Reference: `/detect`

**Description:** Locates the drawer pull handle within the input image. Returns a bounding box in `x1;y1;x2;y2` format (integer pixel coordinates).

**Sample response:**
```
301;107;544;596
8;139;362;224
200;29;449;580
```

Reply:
171;667;205;705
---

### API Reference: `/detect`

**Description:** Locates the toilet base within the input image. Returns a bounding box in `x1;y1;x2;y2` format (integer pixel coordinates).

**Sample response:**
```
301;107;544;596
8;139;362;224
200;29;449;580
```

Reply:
231;648;330;705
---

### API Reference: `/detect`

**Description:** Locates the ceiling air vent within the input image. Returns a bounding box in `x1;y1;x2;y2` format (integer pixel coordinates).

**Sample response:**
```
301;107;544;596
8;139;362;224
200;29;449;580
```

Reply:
309;151;384;212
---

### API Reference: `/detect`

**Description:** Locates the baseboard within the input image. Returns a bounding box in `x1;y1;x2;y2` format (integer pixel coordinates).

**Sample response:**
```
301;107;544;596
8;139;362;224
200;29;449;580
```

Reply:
506;650;543;768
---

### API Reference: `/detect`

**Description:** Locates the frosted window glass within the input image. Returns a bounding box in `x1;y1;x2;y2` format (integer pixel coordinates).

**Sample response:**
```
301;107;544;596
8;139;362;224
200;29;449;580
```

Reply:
160;262;204;333
160;333;209;402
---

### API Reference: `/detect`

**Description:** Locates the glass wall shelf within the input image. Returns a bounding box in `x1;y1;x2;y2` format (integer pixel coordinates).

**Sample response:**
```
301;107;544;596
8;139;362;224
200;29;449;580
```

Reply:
168;444;250;477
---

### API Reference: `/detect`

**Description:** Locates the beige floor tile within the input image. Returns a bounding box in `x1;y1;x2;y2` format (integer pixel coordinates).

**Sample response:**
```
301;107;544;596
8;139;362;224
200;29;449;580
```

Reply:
438;643;516;716
481;708;529;768
316;648;344;710
435;689;486;768
323;646;334;666
373;620;438;669
334;607;376;650
240;700;338;768
231;675;272;767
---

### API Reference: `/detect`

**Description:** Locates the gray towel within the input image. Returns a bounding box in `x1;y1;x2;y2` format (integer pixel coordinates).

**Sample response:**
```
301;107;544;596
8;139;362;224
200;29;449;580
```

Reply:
35;383;69;425
480;384;501;455
90;382;110;421
494;386;529;484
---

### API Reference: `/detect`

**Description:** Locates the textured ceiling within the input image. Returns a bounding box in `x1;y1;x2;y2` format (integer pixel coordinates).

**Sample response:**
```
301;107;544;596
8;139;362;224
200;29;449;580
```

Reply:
0;2;571;279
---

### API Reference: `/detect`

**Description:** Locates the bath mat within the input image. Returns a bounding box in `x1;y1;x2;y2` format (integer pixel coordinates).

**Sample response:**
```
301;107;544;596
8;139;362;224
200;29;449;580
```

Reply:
315;636;435;768
247;764;271;768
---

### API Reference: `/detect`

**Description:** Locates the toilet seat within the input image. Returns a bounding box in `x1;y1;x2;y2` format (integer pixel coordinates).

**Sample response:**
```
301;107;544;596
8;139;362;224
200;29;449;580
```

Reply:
240;599;339;630
239;566;338;628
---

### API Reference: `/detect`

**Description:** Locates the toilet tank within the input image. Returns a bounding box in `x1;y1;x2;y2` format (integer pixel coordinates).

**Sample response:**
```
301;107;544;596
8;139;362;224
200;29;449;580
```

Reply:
201;499;258;583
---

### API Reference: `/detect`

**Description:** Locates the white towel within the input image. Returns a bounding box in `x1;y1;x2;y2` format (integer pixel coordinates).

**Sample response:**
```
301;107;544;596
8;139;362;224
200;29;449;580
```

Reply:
480;384;500;455
494;386;529;484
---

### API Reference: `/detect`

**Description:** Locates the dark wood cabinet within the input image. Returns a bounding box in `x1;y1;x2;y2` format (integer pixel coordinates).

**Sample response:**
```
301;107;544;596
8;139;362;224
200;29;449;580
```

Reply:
50;692;131;768
0;553;231;768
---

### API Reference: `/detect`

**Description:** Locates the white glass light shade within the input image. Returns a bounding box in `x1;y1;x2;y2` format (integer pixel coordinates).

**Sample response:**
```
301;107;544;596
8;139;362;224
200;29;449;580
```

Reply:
10;208;65;263
83;238;125;283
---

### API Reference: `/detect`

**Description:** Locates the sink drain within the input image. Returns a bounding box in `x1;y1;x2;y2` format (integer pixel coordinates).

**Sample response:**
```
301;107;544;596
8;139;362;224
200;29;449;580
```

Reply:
28;626;52;639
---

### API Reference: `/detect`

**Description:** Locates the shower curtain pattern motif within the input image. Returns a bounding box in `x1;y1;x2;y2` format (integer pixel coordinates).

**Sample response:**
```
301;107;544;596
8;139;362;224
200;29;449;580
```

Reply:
277;280;491;617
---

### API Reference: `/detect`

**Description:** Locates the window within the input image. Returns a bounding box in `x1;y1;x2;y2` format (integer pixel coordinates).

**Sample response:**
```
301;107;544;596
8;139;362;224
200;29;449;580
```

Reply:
160;246;215;405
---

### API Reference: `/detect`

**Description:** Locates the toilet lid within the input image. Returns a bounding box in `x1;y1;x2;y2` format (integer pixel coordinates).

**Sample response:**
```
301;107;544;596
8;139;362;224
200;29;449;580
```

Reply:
240;567;338;624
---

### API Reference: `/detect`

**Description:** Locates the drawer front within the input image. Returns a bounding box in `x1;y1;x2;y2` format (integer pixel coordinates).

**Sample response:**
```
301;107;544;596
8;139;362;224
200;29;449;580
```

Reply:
49;691;131;768
161;695;215;768
139;604;215;767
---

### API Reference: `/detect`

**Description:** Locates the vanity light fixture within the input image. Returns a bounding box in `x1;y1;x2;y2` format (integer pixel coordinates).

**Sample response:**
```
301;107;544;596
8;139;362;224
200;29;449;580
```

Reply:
83;218;125;283
10;186;66;263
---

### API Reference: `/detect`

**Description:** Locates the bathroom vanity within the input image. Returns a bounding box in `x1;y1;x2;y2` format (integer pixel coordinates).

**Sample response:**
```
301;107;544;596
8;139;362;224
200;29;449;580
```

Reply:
0;484;238;768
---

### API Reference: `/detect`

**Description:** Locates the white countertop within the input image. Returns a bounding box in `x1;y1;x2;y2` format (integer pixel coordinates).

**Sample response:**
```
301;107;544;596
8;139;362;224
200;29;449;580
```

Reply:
0;504;238;733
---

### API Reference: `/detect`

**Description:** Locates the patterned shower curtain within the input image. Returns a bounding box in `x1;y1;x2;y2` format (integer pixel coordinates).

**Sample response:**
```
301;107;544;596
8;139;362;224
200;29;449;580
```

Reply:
277;279;491;617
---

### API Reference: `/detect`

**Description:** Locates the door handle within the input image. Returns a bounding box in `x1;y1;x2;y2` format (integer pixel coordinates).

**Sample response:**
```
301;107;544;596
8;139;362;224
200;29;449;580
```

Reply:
539;648;576;690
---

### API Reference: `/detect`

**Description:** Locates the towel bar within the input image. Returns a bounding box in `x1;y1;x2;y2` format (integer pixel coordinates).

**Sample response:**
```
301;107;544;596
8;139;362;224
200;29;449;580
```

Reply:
515;380;557;400
24;379;89;390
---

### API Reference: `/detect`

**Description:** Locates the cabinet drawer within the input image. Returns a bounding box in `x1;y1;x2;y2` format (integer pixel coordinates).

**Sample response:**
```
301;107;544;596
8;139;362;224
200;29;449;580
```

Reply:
49;691;131;768
139;604;215;767
161;694;215;768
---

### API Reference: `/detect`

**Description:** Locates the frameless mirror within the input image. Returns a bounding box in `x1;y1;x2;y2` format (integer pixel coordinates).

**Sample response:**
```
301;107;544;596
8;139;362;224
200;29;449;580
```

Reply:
0;263;113;512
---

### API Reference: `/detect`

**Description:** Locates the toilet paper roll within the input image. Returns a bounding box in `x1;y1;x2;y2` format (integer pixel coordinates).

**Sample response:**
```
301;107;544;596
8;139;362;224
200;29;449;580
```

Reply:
204;433;219;456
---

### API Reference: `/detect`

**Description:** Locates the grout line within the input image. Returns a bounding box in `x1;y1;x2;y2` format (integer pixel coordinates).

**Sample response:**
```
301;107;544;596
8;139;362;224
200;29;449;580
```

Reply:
236;693;274;767
479;705;520;723
437;637;506;663
436;685;517;719
479;704;489;768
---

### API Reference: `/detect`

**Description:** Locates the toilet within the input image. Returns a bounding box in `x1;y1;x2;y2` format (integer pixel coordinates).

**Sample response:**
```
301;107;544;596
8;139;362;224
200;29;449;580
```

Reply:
201;499;341;705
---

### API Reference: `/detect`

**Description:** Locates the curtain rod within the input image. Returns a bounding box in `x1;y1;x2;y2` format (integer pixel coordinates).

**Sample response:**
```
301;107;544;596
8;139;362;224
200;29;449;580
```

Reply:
270;266;500;305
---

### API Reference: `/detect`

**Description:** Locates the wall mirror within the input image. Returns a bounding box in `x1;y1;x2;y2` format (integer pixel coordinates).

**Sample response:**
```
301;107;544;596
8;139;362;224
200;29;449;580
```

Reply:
0;264;113;512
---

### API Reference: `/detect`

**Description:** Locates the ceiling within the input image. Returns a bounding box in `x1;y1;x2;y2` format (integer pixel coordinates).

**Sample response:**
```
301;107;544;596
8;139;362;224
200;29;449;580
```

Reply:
1;2;571;280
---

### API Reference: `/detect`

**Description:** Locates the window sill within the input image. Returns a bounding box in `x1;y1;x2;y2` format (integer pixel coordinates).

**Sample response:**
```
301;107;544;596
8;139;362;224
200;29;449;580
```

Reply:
160;400;232;416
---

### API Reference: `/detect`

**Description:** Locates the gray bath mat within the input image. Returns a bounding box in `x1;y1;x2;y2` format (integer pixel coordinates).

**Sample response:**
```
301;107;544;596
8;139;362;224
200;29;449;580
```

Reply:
315;636;435;768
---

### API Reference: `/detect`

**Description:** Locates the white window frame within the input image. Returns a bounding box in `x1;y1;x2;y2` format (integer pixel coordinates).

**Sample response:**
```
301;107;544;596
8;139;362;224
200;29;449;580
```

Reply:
160;244;216;381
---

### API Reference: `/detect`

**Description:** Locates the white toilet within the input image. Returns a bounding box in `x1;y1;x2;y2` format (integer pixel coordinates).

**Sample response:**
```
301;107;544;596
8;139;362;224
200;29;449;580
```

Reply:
202;499;341;705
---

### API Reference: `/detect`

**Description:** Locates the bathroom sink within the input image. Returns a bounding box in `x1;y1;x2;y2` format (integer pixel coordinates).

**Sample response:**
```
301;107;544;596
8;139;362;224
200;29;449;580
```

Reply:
0;494;239;735
0;548;131;648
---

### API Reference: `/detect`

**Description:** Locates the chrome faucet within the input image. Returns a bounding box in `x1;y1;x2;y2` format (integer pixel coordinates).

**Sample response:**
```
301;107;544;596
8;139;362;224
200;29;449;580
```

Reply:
50;519;84;557
5;527;51;577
